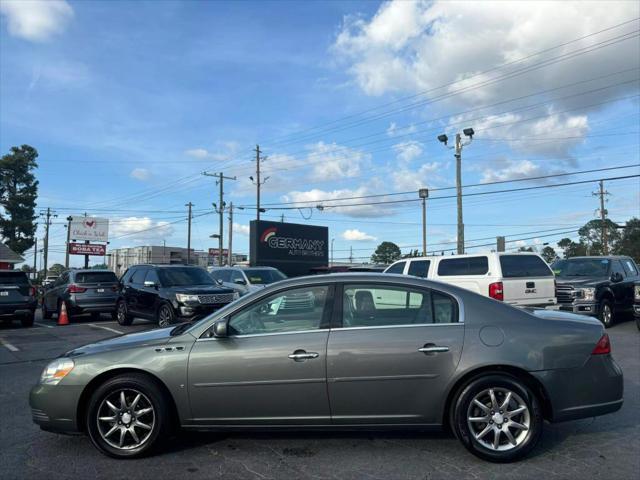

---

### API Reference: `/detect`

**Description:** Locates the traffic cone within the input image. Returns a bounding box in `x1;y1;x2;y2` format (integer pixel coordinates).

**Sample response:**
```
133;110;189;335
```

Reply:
58;302;70;326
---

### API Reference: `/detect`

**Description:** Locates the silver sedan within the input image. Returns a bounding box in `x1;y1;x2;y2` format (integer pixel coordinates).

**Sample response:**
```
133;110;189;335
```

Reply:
30;273;623;462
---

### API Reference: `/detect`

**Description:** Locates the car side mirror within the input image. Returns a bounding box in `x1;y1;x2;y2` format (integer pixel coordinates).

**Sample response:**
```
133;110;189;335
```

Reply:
212;320;228;338
143;280;158;288
234;278;247;285
610;272;623;283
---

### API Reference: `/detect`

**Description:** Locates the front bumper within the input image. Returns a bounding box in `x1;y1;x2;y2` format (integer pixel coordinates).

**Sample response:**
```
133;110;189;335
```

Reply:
29;383;84;434
532;353;623;422
0;300;37;316
557;301;598;317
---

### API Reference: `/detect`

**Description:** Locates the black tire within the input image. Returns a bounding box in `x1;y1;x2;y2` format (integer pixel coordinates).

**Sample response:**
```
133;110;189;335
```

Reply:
42;301;52;320
157;303;175;328
86;373;170;458
598;298;614;328
451;374;543;463
115;300;133;326
635;316;640;331
21;311;35;328
91;312;102;321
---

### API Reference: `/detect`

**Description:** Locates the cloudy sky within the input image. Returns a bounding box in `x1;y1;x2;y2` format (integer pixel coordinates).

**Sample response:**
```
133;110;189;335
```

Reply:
1;0;639;267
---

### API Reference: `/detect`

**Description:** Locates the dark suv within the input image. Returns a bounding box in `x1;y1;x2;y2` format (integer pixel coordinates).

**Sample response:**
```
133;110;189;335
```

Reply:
116;265;238;327
42;269;120;321
553;256;639;327
0;270;37;327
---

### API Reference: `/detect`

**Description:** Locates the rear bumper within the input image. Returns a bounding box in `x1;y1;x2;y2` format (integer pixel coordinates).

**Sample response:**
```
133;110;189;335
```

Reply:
29;383;84;434
68;295;118;314
0;301;36;316
531;354;623;423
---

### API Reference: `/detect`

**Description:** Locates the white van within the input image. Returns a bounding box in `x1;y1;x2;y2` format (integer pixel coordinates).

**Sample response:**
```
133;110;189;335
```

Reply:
384;253;556;308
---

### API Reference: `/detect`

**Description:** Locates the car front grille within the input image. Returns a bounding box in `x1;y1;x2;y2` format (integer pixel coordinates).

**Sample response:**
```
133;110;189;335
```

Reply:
555;284;575;304
197;293;235;305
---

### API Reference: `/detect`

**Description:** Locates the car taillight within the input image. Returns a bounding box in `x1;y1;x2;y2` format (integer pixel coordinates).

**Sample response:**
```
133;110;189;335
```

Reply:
592;333;611;355
68;284;87;293
489;282;504;301
28;287;36;297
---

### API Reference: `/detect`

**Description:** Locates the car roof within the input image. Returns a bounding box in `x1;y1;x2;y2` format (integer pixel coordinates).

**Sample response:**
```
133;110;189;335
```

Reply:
389;252;542;263
130;264;204;268
72;269;113;273
562;256;630;260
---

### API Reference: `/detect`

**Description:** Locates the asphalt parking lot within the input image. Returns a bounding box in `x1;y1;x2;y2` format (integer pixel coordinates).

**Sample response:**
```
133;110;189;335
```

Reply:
1;312;638;480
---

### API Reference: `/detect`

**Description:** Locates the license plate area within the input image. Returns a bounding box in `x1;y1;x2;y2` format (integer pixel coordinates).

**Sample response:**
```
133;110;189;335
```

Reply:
0;291;8;296
96;288;105;293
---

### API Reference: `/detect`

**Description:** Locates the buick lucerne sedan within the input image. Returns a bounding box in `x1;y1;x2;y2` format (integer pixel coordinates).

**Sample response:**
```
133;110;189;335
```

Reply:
30;273;623;462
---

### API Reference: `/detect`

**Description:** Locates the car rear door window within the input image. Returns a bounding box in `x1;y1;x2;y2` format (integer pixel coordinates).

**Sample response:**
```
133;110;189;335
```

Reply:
229;285;330;335
130;268;147;285
499;255;553;278
144;269;160;285
386;262;406;274
75;272;118;283
407;260;430;278
437;257;488;276
0;272;29;285
342;284;459;327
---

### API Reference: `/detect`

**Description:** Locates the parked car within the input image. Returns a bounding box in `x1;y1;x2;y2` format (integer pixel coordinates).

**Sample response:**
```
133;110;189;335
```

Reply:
0;270;37;327
553;256;639;327
208;266;287;296
31;273;622;462
634;281;640;330
42;269;120;321
116;265;238;327
42;275;59;288
384;253;556;308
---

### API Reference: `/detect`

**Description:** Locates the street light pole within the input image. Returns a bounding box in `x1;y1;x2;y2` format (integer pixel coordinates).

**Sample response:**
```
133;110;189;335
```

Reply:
419;189;429;256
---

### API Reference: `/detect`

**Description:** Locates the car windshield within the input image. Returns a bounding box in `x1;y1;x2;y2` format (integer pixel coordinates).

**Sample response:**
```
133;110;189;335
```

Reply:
553;259;610;277
244;268;287;285
158;267;216;287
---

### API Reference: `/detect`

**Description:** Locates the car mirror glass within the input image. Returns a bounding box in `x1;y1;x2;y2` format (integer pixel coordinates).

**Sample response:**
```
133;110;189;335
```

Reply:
213;319;228;337
143;280;157;288
234;278;247;285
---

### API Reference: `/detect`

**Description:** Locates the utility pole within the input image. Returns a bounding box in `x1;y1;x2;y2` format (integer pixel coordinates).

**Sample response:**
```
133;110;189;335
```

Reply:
419;188;429;256
228;203;234;266
33;238;37;282
83;212;90;269
250;145;269;222
203;171;236;265
186;202;193;265
437;128;474;254
593;180;611;254
349;246;353;264
65;216;73;268
39;208;57;278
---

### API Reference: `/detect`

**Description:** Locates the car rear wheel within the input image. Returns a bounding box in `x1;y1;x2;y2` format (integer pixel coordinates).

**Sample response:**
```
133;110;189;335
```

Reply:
21;311;35;328
452;374;543;463
86;373;170;458
599;299;614;328
116;300;133;326
157;304;175;328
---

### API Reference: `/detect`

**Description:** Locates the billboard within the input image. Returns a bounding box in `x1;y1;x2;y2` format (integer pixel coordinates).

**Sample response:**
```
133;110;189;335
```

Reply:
70;217;109;242
68;243;106;256
250;220;328;277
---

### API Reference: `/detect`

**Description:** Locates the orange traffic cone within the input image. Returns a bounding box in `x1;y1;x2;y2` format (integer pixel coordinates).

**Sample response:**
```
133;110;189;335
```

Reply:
58;302;70;326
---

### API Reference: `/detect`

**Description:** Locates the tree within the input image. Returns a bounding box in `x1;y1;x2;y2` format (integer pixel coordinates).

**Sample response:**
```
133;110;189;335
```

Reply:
614;217;640;263
557;238;587;258
402;249;421;258
371;241;402;264
577;219;621;255
0;145;39;254
540;246;558;264
49;263;66;275
91;263;109;270
517;246;534;252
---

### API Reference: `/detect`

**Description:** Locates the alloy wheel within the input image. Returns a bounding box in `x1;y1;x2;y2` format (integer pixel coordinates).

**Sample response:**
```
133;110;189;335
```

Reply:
466;387;531;451
117;302;126;322
158;306;173;327
96;389;155;450
602;304;612;326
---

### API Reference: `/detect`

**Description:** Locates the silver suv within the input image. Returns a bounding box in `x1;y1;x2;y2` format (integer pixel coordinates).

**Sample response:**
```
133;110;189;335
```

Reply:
208;266;287;296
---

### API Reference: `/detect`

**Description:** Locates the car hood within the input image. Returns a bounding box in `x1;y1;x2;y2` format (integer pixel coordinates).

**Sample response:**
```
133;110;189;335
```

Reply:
65;327;175;357
526;308;603;326
166;285;235;295
555;276;607;287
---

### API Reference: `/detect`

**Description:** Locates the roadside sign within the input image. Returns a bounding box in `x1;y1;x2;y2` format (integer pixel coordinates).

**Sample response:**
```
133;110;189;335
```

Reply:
68;243;106;256
70;217;109;242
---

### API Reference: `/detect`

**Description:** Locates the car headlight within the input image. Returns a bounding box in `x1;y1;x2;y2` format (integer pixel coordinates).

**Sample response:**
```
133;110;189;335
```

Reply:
576;287;596;301
40;358;75;385
176;293;199;303
635;285;640;301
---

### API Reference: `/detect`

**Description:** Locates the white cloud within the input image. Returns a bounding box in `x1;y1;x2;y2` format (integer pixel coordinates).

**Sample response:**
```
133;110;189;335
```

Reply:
342;229;377;241
480;159;562;183
232;223;250;236
184;142;240;161
307;142;371;181
393;140;423;164
111;217;175;242
130;168;150;181
392;161;443;191
0;0;73;42
283;185;388;218
184;148;210;159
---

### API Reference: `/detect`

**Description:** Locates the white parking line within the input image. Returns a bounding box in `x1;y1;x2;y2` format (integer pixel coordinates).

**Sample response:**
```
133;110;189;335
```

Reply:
0;337;19;352
34;322;54;329
88;324;124;335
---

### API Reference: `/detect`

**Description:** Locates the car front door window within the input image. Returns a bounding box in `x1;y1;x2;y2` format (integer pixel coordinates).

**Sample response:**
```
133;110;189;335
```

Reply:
229;286;329;335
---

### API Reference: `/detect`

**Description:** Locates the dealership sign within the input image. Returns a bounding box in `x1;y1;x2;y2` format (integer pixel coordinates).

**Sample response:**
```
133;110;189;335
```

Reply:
70;216;109;242
68;243;106;256
250;220;328;276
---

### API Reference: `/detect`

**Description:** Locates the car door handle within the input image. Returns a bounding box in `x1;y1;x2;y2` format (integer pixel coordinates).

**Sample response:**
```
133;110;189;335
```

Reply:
288;350;319;361
418;345;449;354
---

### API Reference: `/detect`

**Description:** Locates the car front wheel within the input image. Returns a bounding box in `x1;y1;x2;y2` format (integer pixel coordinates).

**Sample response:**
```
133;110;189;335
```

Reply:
157;304;175;328
86;373;170;458
116;300;133;326
599;299;614;328
452;374;543;462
